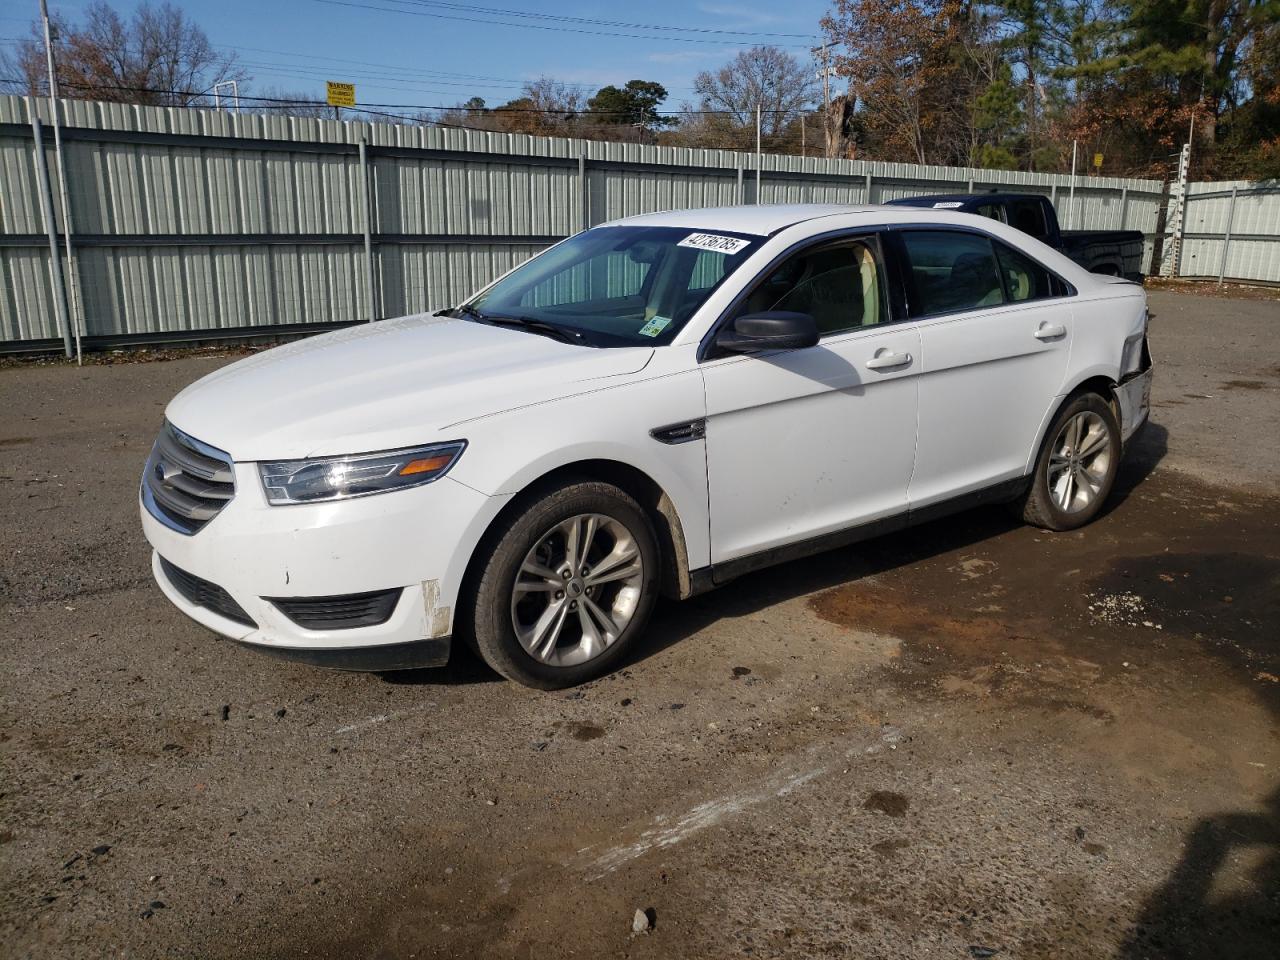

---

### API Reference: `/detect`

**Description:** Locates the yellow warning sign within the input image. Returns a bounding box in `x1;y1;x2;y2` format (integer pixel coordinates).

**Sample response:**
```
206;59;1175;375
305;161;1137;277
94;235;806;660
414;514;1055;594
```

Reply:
326;81;356;108
1093;152;1103;169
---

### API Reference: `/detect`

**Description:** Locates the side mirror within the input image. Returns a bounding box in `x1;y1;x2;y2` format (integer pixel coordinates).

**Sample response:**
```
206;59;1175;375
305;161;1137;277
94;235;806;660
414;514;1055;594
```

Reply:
715;311;819;354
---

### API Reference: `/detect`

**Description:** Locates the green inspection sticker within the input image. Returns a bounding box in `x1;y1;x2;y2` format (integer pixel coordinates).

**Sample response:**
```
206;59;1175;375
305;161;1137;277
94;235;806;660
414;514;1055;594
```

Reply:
637;315;673;338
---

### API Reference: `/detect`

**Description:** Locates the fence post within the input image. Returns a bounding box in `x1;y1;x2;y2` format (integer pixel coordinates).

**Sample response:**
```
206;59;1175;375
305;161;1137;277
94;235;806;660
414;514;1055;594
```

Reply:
578;150;588;231
358;136;376;323
1216;185;1238;288
1119;187;1128;229
864;171;873;204
30;115;72;356
736;156;744;205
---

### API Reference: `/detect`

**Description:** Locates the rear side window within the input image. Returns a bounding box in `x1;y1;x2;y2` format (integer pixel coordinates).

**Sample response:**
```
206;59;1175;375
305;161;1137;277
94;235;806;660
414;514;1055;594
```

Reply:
994;241;1057;302
901;231;1004;317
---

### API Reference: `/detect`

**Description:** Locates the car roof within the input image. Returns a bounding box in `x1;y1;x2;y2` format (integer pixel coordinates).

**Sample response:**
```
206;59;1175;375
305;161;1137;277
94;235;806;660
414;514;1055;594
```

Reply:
600;201;1103;294
604;204;887;236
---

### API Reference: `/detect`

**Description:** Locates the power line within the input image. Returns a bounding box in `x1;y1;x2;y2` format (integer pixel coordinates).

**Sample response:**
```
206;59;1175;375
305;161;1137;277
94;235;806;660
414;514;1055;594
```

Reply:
0;76;807;116
379;0;816;39
236;59;692;100
215;43;578;87
307;0;816;47
5;34;690;95
232;60;530;92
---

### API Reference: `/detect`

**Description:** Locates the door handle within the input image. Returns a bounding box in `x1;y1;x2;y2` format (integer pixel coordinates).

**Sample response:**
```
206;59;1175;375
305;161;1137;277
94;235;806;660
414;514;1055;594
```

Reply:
865;351;912;371
1034;322;1067;340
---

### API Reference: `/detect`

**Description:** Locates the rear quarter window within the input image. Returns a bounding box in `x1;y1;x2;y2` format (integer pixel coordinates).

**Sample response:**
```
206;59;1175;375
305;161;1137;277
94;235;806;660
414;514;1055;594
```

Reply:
994;242;1059;302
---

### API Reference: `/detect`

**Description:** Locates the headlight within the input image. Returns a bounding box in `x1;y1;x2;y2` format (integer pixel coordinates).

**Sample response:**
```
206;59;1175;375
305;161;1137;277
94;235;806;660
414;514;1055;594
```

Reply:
259;441;466;505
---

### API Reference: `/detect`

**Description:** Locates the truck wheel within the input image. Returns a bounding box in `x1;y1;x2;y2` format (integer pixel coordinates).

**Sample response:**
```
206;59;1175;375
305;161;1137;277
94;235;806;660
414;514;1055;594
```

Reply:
1017;393;1120;531
466;480;659;689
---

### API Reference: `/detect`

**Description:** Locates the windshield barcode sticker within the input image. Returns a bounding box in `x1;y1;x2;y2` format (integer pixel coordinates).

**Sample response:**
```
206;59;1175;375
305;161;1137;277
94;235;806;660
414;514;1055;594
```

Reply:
678;233;751;255
932;201;965;209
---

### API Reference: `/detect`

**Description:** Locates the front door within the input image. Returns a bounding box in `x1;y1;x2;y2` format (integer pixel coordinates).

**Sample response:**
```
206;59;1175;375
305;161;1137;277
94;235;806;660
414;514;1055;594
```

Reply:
700;234;921;564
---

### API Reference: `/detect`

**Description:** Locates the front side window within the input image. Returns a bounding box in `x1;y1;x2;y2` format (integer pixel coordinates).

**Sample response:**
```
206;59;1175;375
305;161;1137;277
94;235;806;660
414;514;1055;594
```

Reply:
465;226;762;346
975;203;1006;223
736;237;888;335
901;231;1004;317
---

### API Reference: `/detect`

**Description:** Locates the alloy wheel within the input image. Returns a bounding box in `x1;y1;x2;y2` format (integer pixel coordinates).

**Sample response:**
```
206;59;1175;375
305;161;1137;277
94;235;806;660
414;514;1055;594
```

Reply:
510;513;645;667
1047;411;1112;513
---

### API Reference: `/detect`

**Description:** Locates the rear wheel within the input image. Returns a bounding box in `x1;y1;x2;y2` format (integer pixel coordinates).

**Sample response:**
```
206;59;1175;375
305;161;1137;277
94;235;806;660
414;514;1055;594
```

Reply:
466;481;659;689
1017;392;1120;531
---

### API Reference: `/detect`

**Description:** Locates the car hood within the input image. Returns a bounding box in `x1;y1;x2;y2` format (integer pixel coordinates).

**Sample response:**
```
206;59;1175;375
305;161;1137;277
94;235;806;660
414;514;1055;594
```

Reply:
165;314;654;461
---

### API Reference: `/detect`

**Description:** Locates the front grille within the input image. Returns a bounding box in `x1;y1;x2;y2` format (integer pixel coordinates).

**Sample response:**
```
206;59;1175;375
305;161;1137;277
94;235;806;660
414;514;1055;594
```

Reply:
269;589;403;631
142;422;235;534
159;557;256;628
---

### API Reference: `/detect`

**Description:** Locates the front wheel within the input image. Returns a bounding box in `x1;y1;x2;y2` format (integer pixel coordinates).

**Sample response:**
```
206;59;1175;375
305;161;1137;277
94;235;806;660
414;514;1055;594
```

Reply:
1017;393;1120;531
465;480;659;689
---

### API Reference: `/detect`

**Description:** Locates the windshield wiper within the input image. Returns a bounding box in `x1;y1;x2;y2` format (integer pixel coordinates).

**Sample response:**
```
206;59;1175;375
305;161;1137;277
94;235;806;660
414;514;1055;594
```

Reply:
453;303;584;344
452;303;486;321
481;314;583;344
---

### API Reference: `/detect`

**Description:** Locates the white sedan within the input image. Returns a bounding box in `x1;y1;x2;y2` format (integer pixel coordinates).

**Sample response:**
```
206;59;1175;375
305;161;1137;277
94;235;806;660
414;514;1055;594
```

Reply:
140;203;1153;688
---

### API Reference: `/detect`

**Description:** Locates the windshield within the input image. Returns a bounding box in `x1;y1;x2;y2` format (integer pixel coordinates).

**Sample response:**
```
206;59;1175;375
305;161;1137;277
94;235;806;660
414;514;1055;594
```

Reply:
460;225;763;347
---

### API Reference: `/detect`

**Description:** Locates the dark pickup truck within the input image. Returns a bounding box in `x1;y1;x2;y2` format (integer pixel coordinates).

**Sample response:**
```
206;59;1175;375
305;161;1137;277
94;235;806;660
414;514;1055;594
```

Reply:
888;192;1146;282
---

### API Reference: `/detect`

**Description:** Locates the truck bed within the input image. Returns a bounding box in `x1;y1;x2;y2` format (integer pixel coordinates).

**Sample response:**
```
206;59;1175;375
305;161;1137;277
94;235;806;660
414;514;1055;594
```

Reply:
1059;229;1146;282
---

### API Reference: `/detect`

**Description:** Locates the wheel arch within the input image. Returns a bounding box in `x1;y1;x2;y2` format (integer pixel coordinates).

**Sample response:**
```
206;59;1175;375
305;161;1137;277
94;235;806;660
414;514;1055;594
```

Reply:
457;458;695;629
1023;370;1120;475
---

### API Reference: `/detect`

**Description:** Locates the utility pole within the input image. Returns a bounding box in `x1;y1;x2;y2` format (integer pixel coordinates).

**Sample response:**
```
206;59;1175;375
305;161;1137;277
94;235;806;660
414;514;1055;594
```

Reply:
1068;139;1078;230
755;102;762;204
40;0;81;363
816;42;835;159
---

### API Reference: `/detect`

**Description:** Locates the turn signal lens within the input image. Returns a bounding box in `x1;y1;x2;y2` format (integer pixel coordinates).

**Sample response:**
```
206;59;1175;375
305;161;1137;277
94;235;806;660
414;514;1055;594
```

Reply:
399;455;454;476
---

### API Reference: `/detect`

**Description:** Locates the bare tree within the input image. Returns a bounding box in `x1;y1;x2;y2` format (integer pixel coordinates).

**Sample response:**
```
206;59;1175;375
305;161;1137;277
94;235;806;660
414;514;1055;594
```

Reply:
2;1;241;105
823;0;975;165
692;46;816;146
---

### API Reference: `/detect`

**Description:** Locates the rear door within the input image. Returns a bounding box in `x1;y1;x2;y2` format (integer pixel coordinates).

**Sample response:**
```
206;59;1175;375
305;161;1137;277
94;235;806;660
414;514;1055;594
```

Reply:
895;228;1074;508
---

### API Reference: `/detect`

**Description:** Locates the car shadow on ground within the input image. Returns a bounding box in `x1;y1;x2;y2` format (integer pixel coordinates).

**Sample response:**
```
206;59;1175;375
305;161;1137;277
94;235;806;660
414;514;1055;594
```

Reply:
632;418;1170;670
383;419;1170;688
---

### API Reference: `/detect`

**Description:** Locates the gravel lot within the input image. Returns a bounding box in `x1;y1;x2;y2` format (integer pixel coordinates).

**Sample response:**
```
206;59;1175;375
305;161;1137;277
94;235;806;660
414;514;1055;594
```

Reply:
2;289;1278;959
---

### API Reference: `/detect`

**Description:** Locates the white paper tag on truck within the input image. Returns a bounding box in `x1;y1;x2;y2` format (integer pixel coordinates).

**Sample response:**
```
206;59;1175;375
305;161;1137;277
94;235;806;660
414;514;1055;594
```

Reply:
678;233;751;255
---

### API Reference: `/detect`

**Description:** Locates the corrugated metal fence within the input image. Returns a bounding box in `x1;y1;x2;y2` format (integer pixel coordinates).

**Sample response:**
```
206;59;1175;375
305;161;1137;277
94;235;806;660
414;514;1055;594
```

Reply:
1163;179;1280;285
1;92;1247;352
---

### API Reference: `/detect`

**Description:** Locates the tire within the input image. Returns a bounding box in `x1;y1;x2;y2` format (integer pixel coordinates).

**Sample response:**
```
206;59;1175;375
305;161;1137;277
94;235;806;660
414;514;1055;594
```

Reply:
465;480;660;689
1017;392;1120;531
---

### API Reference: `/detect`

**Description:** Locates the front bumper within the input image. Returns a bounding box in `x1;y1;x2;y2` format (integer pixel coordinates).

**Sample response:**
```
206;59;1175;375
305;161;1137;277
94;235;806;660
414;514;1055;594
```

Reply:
141;463;506;669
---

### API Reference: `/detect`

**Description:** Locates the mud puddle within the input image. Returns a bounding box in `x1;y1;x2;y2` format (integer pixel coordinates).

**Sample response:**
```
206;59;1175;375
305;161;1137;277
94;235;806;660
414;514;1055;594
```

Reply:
810;465;1280;713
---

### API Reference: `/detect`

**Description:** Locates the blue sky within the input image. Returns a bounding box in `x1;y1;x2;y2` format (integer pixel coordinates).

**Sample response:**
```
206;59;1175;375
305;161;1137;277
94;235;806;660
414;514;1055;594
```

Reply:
5;0;833;111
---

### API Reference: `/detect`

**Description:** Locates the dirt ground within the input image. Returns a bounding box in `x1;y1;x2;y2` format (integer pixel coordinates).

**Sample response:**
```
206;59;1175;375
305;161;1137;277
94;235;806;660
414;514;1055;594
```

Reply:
1;290;1277;960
